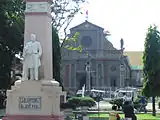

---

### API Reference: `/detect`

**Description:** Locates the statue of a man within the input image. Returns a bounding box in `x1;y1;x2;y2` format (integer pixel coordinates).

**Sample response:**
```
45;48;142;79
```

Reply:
120;38;124;50
22;34;42;80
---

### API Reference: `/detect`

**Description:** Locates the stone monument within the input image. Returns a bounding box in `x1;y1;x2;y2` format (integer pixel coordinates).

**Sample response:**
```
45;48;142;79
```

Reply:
2;0;66;120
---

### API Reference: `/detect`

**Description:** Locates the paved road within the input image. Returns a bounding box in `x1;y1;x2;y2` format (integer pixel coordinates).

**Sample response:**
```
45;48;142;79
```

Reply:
94;101;159;111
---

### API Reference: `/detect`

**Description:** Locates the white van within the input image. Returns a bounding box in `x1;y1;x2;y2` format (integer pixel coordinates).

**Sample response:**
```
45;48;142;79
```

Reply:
115;89;138;101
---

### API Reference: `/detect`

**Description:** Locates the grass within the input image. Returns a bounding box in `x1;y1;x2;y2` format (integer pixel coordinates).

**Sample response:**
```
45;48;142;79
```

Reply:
88;113;160;120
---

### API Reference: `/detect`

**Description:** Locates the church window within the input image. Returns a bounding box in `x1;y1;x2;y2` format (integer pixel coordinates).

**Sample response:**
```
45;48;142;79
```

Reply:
81;36;92;47
110;65;116;72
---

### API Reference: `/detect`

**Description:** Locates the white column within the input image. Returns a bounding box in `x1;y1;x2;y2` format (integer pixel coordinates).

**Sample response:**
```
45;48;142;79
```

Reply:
96;63;98;89
69;64;71;88
101;63;104;87
75;64;77;89
120;65;121;87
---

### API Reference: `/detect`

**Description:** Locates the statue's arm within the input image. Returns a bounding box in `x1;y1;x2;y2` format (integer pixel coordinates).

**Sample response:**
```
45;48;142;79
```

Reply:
22;46;27;58
38;42;42;57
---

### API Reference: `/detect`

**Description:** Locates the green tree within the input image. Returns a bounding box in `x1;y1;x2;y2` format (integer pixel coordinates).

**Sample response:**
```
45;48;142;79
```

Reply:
51;0;87;48
52;27;63;89
0;0;83;90
52;28;82;91
0;0;25;89
51;0;85;90
142;25;160;116
64;32;82;52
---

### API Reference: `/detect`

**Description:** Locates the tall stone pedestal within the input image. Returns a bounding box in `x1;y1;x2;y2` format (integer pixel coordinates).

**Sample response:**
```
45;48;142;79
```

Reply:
24;0;53;80
2;80;66;120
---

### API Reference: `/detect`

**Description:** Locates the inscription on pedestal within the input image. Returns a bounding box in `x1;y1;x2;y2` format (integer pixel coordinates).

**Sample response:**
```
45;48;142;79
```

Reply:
25;2;51;13
19;96;41;110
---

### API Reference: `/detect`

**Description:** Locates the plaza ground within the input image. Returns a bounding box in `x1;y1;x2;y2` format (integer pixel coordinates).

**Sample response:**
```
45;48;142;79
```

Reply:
0;101;159;120
89;113;160;120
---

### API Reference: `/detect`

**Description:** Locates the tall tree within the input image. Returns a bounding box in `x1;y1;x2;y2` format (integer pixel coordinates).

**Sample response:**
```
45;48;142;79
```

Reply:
51;0;86;47
142;25;160;116
0;0;84;90
0;0;24;89
52;27;62;89
51;0;85;90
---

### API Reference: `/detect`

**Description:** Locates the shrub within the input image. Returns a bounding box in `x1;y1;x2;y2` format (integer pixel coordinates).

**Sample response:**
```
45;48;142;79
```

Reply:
109;98;123;109
133;98;141;109
109;97;144;110
60;102;75;109
68;96;96;108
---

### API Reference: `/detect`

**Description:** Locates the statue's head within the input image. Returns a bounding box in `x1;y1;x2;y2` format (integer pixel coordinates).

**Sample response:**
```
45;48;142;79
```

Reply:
30;33;36;42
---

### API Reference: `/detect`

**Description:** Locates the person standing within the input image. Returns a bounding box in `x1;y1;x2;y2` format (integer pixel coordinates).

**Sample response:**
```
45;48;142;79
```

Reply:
123;93;128;103
109;105;120;120
122;101;137;120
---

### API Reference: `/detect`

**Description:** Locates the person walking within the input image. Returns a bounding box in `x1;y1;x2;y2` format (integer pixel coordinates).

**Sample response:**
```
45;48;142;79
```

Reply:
139;96;147;113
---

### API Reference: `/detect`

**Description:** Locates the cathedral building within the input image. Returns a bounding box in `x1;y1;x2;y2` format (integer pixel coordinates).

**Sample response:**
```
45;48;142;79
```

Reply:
61;21;131;92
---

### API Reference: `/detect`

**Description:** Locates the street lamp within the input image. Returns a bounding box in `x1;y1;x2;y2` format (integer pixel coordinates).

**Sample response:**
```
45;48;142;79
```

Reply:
120;64;125;87
95;93;101;117
84;48;92;91
85;61;91;91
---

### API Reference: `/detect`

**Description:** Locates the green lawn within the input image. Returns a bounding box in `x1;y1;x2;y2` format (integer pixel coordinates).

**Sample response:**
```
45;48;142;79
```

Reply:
88;113;160;120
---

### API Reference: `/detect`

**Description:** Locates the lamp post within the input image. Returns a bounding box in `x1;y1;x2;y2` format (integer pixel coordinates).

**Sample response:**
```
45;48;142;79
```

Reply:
85;61;91;91
84;49;92;91
120;38;125;88
94;93;101;117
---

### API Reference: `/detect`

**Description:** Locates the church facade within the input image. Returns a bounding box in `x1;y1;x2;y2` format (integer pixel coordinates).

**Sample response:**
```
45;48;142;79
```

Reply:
61;21;131;92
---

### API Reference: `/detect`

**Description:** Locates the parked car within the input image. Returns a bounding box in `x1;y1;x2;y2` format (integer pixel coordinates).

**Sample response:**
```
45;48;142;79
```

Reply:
114;87;139;102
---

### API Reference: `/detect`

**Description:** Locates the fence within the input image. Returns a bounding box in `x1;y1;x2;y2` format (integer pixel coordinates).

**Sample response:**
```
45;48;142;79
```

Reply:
69;86;130;100
92;87;119;99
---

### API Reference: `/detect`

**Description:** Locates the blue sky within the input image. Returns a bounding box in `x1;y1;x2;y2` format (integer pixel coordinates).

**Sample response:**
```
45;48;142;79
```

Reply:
68;0;160;51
